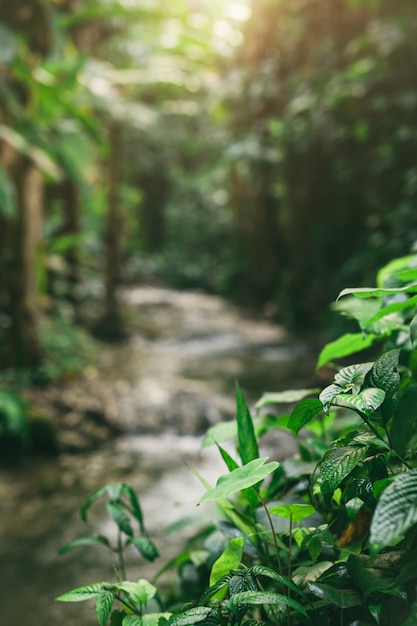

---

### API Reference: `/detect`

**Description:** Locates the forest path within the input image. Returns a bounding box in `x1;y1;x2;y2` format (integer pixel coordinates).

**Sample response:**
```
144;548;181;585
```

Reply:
0;286;317;626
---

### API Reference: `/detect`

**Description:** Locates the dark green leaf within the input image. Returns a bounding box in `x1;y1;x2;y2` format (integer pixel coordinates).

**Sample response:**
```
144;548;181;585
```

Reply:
411;311;417;348
370;469;417;552
106;502;134;537
236;383;259;465
347;553;400;598
122;485;144;532
320;446;369;503
110;610;126;626
250;565;304;596
308;582;363;608
59;535;111;554
389;386;417;456
56;582;112;602
288;399;323;434
366;350;400;395
228;591;307;616
80;486;108;521
96;591;116;626
128;537;159;561
169;607;212;626
0;165;17;217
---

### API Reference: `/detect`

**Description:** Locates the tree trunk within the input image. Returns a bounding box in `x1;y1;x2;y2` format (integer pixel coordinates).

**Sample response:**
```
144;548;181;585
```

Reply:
95;122;126;340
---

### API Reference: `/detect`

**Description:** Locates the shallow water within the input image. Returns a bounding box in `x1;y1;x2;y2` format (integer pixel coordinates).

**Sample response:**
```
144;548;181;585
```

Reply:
0;287;317;625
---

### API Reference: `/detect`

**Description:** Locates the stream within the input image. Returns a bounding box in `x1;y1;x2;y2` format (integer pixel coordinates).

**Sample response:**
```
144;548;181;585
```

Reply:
0;286;318;625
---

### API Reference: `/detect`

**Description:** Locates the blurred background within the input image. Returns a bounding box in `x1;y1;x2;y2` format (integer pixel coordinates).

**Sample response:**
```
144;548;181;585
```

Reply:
1;0;417;623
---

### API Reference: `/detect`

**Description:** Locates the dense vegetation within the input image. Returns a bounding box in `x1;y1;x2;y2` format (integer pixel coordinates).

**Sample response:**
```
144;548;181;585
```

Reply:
2;0;417;379
58;252;417;625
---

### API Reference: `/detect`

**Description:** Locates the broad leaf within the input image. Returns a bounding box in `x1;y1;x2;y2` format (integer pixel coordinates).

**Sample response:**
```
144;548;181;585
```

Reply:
141;613;171;626
364;295;417;327
106;502;133;537
334;363;374;388
56;583;112;602
308;582;363;608
269;504;315;523
169;607;212;625
236;383;259;465
338;284;417;299
122;617;142;626
199;458;279;503
209;537;244;587
317;333;378;369
128;537;159;561
320;446;369;503
319;384;344;413
256;388;320;408
228;591;307;617
115;580;156;606
288;399;323;434
366;350;400;395
334;388;385;416
96;591;116;626
347;553;401;598
370;469;417;552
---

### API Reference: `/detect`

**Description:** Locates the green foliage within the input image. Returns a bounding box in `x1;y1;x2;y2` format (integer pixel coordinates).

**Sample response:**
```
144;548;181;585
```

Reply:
57;250;417;625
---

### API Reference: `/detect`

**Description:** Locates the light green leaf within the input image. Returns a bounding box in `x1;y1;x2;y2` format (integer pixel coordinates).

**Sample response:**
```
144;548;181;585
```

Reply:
377;255;417;287
320;446;369;503
141;613;171;626
200;458;279;503
308;582;363;608
364;295;417;327
288;399;323;434
115;580;156;606
338;284;417;300
334;363;374;388
269;504;315;523
319;384;344;413
202;420;237;447
122;617;142;626
96;591;116;626
317;333;379;369
56;583;112;602
209;537;244;587
236;383;259;465
228;591;307;616
334;388;385;415
370;469;417;552
255;388;320;408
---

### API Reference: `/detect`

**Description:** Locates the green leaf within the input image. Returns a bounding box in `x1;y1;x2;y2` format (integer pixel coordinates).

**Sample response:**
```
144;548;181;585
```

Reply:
215;442;239;472
307;582;363;608
228;591;307;617
106;483;123;501
115;580;156;606
106;502;134;537
411;311;417;348
366;350;400;395
236;383;259;465
96;591;116;626
269;504;315;523
347;553;400;598
128;537;159;561
199;458;279;503
209;537;244;589
320;446;369;503
56;583;112;602
256;388;320;408
338;284;417;299
364;295;417;327
334;388;386;415
389;386;417;456
319;384;344;413
141;613;171;626
377;255;417;287
169;607;212;626
334;363;374;388
202;420;237;447
122;485;144;531
80;486;108;521
288;399;323;434
111;610;126;626
122;617;142;626
59;535;111;554
317;333;379;369
249;565;304;596
370;469;417;552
